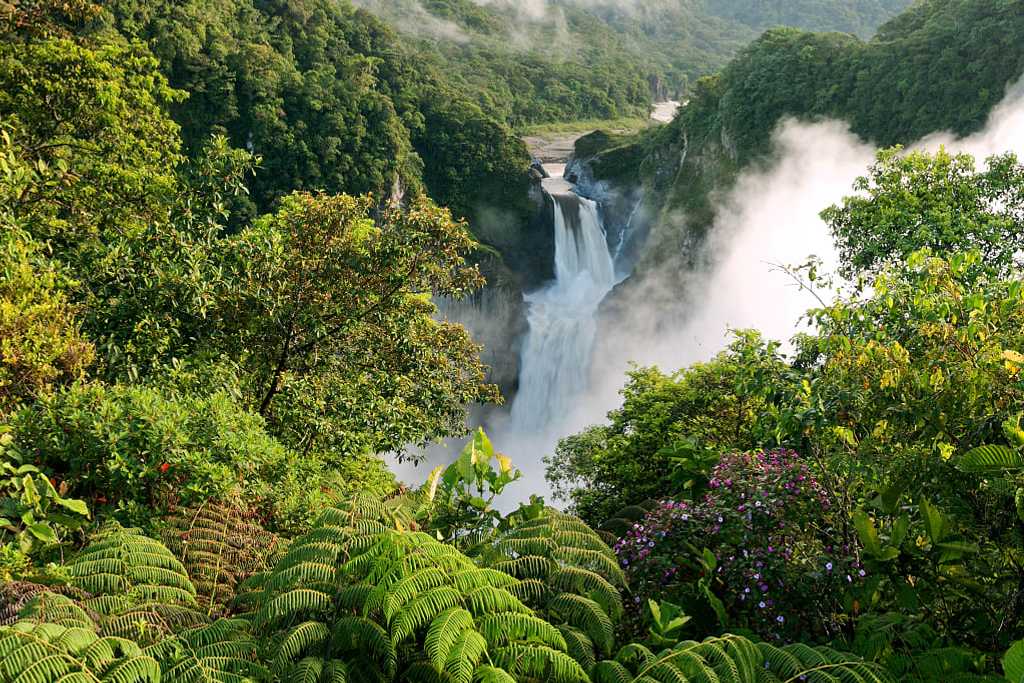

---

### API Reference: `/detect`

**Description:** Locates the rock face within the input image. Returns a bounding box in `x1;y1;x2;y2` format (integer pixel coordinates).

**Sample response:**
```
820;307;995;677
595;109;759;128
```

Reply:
437;258;528;400
564;139;646;279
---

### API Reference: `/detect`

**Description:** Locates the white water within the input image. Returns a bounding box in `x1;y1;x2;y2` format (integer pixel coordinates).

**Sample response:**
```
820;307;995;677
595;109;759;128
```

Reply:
509;176;615;434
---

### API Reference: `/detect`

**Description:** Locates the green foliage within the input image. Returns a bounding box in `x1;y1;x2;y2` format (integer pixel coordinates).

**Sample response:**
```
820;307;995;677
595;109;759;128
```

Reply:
958;445;1024;474
160;502;282;615
546;332;790;527
0;227;94;416
0;621;160;682
221;193;497;459
423;429;522;545
824;149;1024;279
66;524;198;609
0;428;90;577
480;507;626;664
248;498;586;682
1005;639;1024;683
12;382;351;529
591;634;893;683
645;599;691;648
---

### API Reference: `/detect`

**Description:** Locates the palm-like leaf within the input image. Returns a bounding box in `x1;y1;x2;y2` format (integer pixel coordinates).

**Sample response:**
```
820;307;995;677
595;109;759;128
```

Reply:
957;444;1024;472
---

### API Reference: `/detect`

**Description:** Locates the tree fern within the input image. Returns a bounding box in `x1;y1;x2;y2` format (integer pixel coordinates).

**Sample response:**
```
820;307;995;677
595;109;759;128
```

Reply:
68;523;198;608
146;617;267;683
480;508;625;664
162;502;282;615
0;621;160;682
252;497;590;682
590;635;895;683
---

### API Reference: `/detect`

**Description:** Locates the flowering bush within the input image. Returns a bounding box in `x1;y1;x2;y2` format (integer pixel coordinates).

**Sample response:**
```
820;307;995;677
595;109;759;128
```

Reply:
615;449;865;641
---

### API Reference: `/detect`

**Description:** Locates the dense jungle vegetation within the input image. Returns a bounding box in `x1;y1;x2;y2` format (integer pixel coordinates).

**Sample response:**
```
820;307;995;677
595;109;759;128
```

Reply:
4;0;1024;682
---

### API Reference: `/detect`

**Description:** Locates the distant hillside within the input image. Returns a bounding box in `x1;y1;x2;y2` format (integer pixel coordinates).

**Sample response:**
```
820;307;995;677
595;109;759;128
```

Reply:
351;0;914;128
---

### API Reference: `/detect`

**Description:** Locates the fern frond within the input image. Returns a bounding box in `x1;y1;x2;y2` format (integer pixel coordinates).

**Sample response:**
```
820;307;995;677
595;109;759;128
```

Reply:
476;612;567;650
0;621;160;682
390;586;463;645
492;556;556;580
273;621;331;674
509;579;548;605
155;617;266;683
464;586;530;616
472;665;516;683
549;593;615;656
559;626;597;673
69;524;197;608
162;502;281;616
15;592;95;629
425;607;475;669
550;567;623;619
444;630;488;683
256;588;333;628
491;642;589;683
591;659;633;683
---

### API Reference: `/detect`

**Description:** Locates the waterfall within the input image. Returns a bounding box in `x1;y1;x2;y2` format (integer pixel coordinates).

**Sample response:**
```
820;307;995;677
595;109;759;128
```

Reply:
509;178;615;433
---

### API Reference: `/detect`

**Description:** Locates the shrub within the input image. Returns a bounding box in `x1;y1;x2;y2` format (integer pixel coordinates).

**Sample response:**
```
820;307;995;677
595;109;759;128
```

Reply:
615;449;864;641
12;381;394;532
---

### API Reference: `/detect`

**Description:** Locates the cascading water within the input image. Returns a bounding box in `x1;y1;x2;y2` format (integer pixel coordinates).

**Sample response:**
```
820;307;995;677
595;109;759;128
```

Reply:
509;176;615;433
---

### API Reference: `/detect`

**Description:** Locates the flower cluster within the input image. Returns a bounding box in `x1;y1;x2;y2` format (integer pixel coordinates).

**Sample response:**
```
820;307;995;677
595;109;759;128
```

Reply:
615;449;864;640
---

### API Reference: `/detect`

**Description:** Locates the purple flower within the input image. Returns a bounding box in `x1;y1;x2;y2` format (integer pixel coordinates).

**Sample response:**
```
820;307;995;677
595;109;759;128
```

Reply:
825;562;833;571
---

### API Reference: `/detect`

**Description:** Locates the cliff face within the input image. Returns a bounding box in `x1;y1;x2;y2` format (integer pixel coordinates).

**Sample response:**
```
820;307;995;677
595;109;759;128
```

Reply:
563;89;740;325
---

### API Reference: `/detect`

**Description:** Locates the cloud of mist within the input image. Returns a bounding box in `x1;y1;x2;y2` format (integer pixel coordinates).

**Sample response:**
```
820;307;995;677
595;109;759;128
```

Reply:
350;0;470;42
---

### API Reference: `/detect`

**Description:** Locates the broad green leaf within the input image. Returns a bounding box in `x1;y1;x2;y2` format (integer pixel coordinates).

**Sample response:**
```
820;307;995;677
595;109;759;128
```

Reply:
919;497;946;544
27;522;57;543
56;496;90;517
891;513;910;548
958;444;1024;472
853;510;882;556
1003;639;1024;683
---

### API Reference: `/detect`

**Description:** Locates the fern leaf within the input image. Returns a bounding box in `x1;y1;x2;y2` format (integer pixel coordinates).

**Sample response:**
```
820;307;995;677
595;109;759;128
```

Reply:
549;593;615;656
445;630;488;683
491;642;589;683
424;607;475;670
472;665;516;683
476;612;567;650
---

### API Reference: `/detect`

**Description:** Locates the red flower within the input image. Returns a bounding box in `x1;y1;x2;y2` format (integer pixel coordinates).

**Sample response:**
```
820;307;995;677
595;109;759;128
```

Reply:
159;462;170;473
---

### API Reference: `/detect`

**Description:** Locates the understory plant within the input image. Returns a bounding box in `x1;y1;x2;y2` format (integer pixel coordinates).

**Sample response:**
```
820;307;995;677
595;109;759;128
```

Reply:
616;448;864;641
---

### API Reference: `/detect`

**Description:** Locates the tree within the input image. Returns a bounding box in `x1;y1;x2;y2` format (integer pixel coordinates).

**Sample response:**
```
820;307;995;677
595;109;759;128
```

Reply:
823;148;1024;279
219;192;499;459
